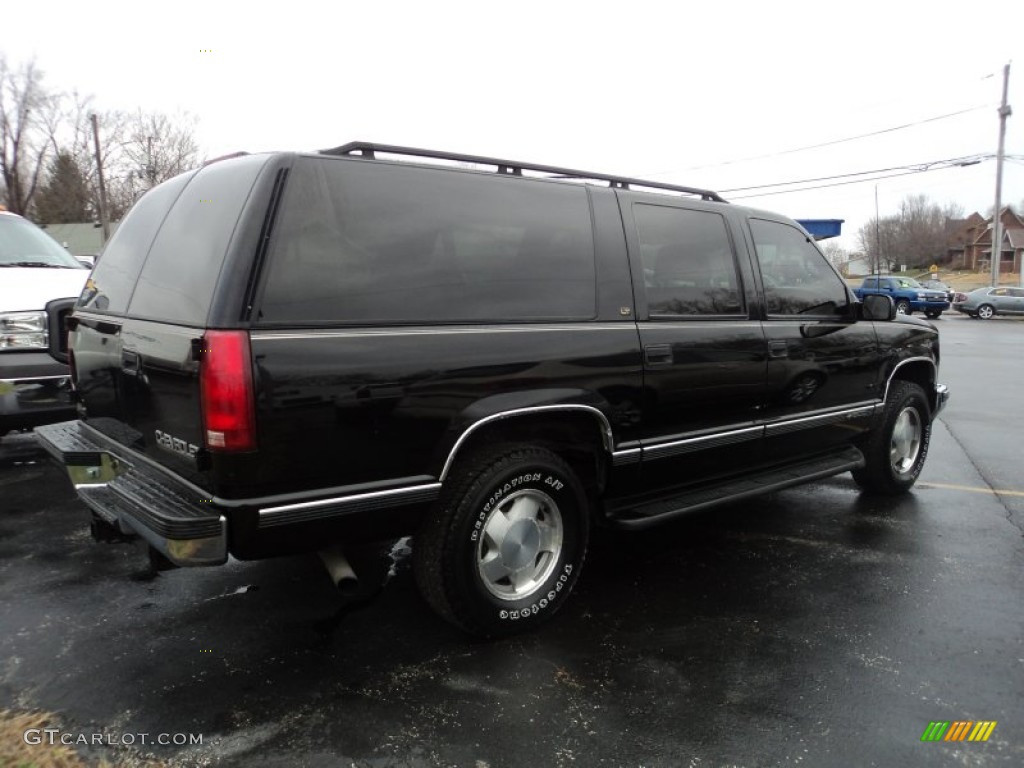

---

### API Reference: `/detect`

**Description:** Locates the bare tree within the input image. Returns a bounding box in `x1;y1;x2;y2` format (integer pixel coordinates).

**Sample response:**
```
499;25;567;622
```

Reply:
117;109;200;198
0;56;59;215
42;90;124;218
859;195;963;273
820;240;848;271
2;55;204;223
44;98;200;220
857;216;898;273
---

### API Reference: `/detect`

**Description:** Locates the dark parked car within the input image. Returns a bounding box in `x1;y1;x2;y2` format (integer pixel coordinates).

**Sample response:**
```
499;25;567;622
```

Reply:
921;279;955;303
953;286;1024;319
35;143;949;638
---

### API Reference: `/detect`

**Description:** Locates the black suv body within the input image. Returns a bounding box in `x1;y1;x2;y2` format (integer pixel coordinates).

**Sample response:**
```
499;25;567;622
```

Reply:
36;143;949;637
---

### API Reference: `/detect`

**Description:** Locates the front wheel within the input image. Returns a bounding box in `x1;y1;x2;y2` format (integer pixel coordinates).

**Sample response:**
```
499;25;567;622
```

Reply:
414;444;589;638
977;304;995;320
895;299;911;315
852;381;931;495
925;310;941;319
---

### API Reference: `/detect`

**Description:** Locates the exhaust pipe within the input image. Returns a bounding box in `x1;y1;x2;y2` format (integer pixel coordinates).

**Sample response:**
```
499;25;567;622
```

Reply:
318;545;359;594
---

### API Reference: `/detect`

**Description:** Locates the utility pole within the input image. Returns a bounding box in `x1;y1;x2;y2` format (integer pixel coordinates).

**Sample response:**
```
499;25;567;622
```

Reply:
146;136;156;188
874;184;881;275
990;63;1011;287
90;113;111;243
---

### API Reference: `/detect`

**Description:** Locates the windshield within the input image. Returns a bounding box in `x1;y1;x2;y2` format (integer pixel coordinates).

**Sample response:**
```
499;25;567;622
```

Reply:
893;277;922;289
0;215;87;269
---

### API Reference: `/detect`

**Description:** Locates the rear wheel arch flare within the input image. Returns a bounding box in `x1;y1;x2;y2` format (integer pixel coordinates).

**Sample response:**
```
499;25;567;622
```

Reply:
439;406;613;490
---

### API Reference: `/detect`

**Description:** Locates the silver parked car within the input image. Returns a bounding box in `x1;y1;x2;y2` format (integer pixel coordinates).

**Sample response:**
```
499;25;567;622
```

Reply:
953;286;1024;319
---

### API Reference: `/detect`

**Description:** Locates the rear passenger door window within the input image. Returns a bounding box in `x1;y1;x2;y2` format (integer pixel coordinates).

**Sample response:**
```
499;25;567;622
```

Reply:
749;219;850;316
633;204;743;316
257;157;597;324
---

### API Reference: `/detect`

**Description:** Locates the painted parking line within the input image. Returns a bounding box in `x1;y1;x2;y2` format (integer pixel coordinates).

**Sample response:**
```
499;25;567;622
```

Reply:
919;482;1024;498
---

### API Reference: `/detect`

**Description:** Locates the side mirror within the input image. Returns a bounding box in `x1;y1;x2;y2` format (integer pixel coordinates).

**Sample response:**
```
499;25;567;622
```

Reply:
861;294;896;321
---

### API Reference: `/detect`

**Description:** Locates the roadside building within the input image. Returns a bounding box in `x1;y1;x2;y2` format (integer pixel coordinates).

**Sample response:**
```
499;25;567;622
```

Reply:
947;207;1024;274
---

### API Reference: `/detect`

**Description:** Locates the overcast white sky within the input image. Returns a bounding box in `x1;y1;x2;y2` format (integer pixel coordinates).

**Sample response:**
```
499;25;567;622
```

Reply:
5;0;1023;252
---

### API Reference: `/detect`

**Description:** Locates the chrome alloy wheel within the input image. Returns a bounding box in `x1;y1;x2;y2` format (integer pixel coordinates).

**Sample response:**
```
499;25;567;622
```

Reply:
890;406;922;475
476;489;563;601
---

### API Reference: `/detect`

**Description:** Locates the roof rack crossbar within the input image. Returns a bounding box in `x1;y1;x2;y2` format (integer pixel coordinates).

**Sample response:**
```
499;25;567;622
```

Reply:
320;141;727;203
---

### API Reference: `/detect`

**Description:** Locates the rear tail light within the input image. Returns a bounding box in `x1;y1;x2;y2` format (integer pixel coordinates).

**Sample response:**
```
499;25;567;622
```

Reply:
200;330;256;452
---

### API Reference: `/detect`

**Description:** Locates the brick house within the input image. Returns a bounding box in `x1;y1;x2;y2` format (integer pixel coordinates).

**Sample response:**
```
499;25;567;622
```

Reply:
947;207;1024;274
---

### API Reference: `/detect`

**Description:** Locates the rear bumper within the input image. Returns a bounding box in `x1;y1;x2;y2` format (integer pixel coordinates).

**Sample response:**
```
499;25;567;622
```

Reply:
34;420;226;566
0;353;75;431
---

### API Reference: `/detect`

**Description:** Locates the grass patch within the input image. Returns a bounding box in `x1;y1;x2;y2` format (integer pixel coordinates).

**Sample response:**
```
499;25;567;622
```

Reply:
0;710;169;768
1;709;87;768
846;271;1021;292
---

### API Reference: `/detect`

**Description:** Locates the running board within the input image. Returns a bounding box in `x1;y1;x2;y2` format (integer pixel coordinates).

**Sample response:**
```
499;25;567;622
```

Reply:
607;447;865;530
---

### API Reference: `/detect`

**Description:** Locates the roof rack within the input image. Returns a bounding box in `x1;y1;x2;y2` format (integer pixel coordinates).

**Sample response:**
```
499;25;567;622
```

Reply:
320;141;728;203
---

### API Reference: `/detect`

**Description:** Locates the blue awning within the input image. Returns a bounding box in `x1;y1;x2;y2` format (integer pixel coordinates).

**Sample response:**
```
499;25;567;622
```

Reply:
796;219;844;240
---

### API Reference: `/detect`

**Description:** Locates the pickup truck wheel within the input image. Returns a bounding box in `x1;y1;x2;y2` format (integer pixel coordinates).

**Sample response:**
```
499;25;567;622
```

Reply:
414;445;589;638
894;299;911;315
977;304;995;320
852;381;931;495
924;310;941;319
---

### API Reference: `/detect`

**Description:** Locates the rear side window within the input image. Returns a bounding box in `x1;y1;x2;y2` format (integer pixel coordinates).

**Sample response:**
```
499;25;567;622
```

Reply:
126;154;270;325
258;157;596;324
77;173;192;314
633;203;742;316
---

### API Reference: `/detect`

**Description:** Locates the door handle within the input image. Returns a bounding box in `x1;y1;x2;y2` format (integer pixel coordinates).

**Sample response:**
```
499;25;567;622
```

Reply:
121;349;140;376
769;340;788;358
644;344;673;365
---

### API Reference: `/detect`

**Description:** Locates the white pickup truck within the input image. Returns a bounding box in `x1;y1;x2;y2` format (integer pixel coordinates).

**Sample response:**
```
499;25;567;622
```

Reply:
0;209;90;434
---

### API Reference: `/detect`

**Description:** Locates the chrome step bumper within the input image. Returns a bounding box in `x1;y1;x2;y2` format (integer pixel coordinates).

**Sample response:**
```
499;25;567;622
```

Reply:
34;420;226;566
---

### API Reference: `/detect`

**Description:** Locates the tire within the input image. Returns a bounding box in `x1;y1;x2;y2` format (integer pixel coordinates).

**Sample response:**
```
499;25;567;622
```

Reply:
414;444;590;638
852;381;931;495
977;304;995;320
894;299;911;315
924;311;941;319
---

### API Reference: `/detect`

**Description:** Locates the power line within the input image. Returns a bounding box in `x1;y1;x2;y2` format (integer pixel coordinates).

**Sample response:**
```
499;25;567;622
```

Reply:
721;154;992;194
652;105;993;175
728;164;969;200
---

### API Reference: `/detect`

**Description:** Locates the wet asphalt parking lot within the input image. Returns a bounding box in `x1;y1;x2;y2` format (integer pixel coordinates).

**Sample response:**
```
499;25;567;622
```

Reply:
2;312;1022;768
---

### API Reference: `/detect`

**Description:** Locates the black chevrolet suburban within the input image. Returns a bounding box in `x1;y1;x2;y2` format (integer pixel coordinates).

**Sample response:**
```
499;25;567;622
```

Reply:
36;142;949;638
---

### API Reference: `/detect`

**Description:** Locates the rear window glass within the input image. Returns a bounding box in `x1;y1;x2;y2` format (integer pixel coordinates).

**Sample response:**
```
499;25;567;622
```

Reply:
77;173;192;314
126;154;269;325
257;157;596;324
